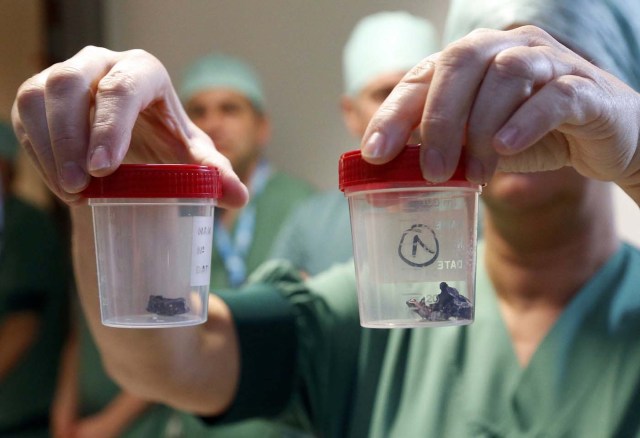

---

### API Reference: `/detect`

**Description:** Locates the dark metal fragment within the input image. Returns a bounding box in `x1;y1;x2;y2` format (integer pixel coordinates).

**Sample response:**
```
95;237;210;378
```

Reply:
146;295;190;316
406;282;472;321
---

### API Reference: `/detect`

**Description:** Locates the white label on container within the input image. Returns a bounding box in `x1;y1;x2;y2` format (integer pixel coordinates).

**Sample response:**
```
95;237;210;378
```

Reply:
190;216;214;287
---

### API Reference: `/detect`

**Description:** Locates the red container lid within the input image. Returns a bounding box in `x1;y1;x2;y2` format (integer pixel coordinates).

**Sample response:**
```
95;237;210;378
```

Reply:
339;144;474;192
81;164;222;199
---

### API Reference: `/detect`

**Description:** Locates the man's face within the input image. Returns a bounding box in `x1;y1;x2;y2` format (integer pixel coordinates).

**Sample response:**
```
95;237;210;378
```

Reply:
185;89;269;180
342;71;412;139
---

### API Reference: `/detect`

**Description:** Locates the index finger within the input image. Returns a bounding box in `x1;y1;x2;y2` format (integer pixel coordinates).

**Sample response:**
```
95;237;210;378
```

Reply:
360;54;437;167
87;49;182;176
45;46;118;193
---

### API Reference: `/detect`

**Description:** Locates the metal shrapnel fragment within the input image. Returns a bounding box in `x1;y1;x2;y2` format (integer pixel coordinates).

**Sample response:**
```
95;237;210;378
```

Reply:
146;295;190;316
406;282;472;322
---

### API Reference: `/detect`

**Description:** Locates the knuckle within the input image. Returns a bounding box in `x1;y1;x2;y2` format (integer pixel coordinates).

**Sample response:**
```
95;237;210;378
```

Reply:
439;42;484;70
492;50;534;81
46;65;90;96
77;45;108;57
421;112;457;132
552;76;585;102
514;24;550;40
403;56;437;84
126;49;164;71
97;70;138;97
15;79;45;113
513;25;559;49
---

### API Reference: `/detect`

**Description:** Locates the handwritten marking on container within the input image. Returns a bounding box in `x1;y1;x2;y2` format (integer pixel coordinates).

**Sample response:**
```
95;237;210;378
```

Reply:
191;216;214;286
398;224;439;267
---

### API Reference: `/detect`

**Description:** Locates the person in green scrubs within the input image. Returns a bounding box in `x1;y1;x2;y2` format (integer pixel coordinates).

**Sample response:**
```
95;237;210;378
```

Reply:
0;122;69;438
269;11;440;276
51;55;314;437
175;53;317;437
12;0;640;436
180;53;316;290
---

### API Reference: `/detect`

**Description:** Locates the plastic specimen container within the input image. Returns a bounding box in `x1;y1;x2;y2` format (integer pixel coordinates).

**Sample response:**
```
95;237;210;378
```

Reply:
82;164;221;328
339;145;482;328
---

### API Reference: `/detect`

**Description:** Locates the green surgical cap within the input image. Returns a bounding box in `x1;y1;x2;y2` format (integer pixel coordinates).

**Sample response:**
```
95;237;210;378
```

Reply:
444;0;640;91
343;11;439;96
0;121;18;162
179;54;266;111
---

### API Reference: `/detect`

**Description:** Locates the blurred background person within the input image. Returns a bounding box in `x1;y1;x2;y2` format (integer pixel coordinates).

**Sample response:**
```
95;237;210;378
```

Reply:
269;11;440;275
0;121;70;438
181;53;315;289
171;52;317;438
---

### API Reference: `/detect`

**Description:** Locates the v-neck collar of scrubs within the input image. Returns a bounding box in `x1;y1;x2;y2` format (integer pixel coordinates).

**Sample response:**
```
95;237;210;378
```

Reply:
469;241;630;436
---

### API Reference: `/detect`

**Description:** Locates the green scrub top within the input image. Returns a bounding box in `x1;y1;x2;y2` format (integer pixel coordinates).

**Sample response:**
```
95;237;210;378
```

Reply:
0;196;69;437
176;170;315;437
212;241;640;437
209;171;315;290
269;189;353;275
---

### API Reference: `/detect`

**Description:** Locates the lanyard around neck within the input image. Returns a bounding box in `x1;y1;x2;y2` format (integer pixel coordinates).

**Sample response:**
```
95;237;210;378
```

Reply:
214;160;271;287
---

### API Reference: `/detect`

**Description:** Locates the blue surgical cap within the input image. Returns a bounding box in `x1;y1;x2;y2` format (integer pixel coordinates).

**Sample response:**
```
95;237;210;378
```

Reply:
179;54;266;111
343;11;439;96
444;0;640;91
0;121;18;162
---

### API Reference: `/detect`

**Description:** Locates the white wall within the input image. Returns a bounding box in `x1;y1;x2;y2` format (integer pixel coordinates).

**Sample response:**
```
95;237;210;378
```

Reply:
103;1;449;190
102;1;640;247
0;0;42;120
613;186;640;247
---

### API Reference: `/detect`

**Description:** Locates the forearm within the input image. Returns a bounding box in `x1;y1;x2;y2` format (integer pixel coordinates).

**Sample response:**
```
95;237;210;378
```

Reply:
0;312;39;380
51;329;80;438
97;392;155;434
69;206;240;415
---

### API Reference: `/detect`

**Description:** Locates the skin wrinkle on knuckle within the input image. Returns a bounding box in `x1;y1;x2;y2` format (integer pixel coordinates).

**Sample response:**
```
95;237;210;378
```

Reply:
403;61;435;83
422;112;456;132
372;102;410;129
97;70;139;99
552;76;588;119
438;43;484;71
50;134;84;146
514;24;553;44
16;81;45;114
91;117;123;137
492;50;536;83
126;49;170;85
46;67;92;101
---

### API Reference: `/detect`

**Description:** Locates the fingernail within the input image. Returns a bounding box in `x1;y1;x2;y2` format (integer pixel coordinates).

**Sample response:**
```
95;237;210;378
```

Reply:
422;148;446;182
465;157;485;184
60;161;89;193
496;126;520;151
362;131;386;160
88;146;111;172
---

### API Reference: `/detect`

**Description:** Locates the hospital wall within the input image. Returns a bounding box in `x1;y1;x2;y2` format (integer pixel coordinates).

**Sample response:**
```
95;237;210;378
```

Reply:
102;1;449;191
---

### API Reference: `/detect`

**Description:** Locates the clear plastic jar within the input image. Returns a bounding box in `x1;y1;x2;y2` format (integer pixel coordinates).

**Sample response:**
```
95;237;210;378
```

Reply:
339;145;481;328
82;164;221;328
